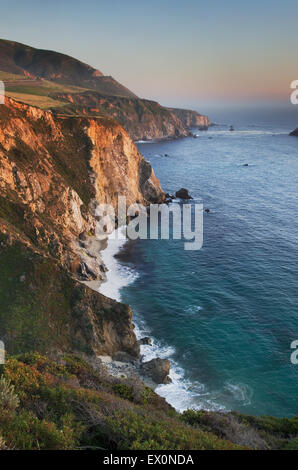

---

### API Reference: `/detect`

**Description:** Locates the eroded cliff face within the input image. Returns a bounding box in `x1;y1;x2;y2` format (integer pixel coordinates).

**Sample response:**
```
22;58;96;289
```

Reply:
167;107;211;129
0;97;164;358
50;92;190;141
87;118;165;206
0;97;164;277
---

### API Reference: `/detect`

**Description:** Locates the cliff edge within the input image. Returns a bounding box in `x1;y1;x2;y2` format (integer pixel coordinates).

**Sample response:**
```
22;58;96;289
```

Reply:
0;96;164;358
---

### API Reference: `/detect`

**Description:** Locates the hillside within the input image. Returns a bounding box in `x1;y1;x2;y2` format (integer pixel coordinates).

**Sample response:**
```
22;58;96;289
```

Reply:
0;39;210;140
0;39;136;98
49;91;190;140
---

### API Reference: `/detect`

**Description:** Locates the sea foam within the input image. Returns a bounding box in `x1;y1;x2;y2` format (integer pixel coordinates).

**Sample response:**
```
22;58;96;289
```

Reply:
98;229;224;412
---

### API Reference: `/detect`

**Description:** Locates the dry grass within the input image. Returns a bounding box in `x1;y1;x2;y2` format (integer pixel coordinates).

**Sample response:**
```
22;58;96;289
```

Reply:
5;91;67;109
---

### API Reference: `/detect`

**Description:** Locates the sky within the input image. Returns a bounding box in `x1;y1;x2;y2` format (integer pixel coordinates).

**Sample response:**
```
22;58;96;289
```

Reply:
0;0;297;110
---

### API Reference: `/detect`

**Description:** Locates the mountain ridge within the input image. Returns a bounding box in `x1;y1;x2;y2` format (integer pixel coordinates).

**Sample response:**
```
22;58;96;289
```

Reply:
0;38;137;98
0;38;210;140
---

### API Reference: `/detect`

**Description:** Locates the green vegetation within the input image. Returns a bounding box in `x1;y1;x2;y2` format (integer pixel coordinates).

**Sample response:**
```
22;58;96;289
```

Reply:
0;237;80;354
0;354;244;450
181;409;298;450
1;353;297;450
0;237;111;355
3;74;88;109
0;39;136;98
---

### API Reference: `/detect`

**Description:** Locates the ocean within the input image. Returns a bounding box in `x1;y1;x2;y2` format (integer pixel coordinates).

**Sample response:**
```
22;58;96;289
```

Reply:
100;105;298;417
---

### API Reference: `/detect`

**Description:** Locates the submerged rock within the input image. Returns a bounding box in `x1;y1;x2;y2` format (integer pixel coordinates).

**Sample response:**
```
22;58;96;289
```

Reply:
175;188;193;199
139;337;152;346
140;358;171;384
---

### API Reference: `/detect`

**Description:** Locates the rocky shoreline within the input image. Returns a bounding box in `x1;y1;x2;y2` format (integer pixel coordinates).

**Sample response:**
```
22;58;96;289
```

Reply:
83;230;173;392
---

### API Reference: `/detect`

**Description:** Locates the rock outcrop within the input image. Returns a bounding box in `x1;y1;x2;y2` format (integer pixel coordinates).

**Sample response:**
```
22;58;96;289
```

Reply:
0;97;164;277
175;188;193;199
167;107;211;129
289;128;298;136
50;92;190;141
140;358;171;384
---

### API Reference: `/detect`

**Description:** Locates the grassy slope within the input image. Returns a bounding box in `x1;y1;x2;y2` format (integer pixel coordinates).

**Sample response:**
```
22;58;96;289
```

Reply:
1;72;88;109
0;39;136;98
0;234;135;357
4;92;67;109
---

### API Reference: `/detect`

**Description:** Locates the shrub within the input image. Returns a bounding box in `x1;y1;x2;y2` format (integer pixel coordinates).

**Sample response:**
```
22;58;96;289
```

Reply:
0;376;20;412
105;410;242;450
0;434;7;450
0;409;82;450
112;384;134;402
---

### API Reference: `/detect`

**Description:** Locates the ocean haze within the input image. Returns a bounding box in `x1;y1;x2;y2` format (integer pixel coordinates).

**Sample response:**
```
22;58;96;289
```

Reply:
0;0;297;105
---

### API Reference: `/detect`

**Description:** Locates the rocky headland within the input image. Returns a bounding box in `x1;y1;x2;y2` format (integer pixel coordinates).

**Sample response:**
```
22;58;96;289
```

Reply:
0;39;210;142
167;107;211;129
289;127;298;136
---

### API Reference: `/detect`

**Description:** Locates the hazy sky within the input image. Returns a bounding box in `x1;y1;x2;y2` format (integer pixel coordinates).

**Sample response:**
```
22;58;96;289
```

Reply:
0;0;297;109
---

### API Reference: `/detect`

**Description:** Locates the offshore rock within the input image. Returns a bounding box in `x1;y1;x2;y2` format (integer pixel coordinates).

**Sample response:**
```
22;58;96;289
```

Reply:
289;128;298;136
175;188;193;199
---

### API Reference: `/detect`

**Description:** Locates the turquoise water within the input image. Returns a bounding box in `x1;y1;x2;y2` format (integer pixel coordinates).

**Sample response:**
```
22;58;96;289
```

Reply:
119;109;298;417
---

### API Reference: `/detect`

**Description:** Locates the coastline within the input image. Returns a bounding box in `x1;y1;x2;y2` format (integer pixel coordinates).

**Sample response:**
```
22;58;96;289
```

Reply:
96;228;222;413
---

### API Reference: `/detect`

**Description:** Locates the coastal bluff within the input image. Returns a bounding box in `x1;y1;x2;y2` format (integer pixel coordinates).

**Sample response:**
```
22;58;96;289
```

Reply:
0;96;164;358
0;39;211;141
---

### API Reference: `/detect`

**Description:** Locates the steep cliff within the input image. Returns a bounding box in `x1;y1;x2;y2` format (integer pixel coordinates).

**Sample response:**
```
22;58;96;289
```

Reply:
0;39;211;141
0;97;164;272
167;107;211;129
0;96;164;357
50;92;190;141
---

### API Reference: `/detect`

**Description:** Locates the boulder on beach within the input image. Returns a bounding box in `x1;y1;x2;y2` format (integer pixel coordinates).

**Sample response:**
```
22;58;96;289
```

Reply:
140;358;171;384
113;351;138;364
175;188;193;199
